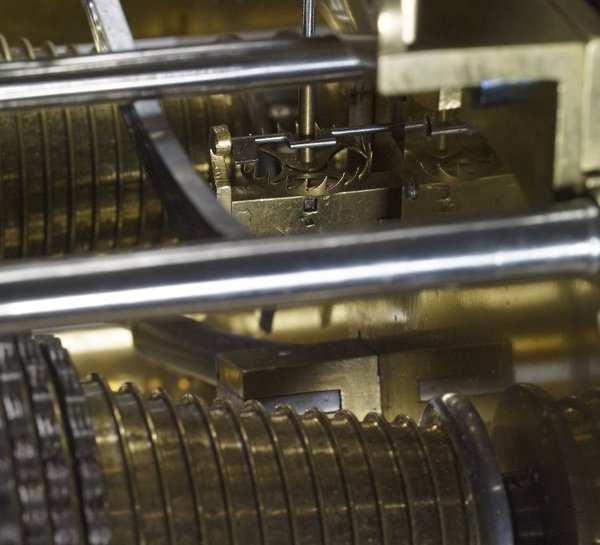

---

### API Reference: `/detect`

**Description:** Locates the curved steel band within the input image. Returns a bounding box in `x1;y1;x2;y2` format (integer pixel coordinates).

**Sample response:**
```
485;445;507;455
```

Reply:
80;0;245;240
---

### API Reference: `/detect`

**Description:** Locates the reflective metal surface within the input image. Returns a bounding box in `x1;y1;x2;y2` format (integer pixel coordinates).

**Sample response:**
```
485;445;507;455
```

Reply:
80;0;246;241
0;37;375;111
0;2;599;543
377;0;600;192
318;0;378;35
2;335;598;545
0;35;253;256
492;384;600;545
0;201;595;333
216;339;382;417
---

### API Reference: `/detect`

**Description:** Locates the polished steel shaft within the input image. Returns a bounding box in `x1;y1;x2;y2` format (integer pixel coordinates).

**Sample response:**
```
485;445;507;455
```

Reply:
0;36;375;111
0;200;596;332
299;0;316;164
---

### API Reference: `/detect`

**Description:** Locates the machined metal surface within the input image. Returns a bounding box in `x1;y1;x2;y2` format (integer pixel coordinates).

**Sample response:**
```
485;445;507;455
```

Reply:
0;0;302;44
317;0;378;35
216;339;382;417
0;36;375;111
0;34;256;257
80;0;245;241
377;0;600;192
132;317;288;387
1;334;598;545
0;336;110;545
299;0;317;164
423;394;512;545
0;4;598;544
0;14;374;242
0;35;168;257
492;384;600;545
0;201;595;332
202;274;599;422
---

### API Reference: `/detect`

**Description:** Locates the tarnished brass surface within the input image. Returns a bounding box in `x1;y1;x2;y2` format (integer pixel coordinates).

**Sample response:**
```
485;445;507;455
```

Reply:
560;390;600;545
63;275;598;424
208;87;403;235
216;339;381;417
0;12;597;542
2;334;475;545
57;325;215;400
0;36;245;257
215;334;514;424
203;278;600;421
401;93;532;219
1;334;598;545
317;0;377;35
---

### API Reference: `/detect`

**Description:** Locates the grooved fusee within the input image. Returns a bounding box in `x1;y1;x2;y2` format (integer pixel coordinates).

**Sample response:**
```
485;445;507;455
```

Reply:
0;335;597;545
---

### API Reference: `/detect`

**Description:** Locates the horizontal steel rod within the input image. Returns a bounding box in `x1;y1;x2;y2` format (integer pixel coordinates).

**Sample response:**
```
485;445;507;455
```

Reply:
0;201;597;333
0;36;375;110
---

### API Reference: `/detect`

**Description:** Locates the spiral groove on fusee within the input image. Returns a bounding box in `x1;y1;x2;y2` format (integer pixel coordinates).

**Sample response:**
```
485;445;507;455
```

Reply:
0;335;597;545
0;35;244;258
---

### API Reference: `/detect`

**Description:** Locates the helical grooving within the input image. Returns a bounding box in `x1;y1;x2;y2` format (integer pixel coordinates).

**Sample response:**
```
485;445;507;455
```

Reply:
0;335;597;545
0;34;246;258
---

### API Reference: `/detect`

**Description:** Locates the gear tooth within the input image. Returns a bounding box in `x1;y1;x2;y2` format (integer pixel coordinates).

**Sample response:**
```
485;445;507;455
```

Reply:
346;166;360;185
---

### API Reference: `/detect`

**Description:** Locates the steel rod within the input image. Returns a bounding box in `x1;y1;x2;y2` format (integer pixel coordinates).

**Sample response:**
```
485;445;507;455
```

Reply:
299;0;317;164
0;36;375;110
0;201;596;333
